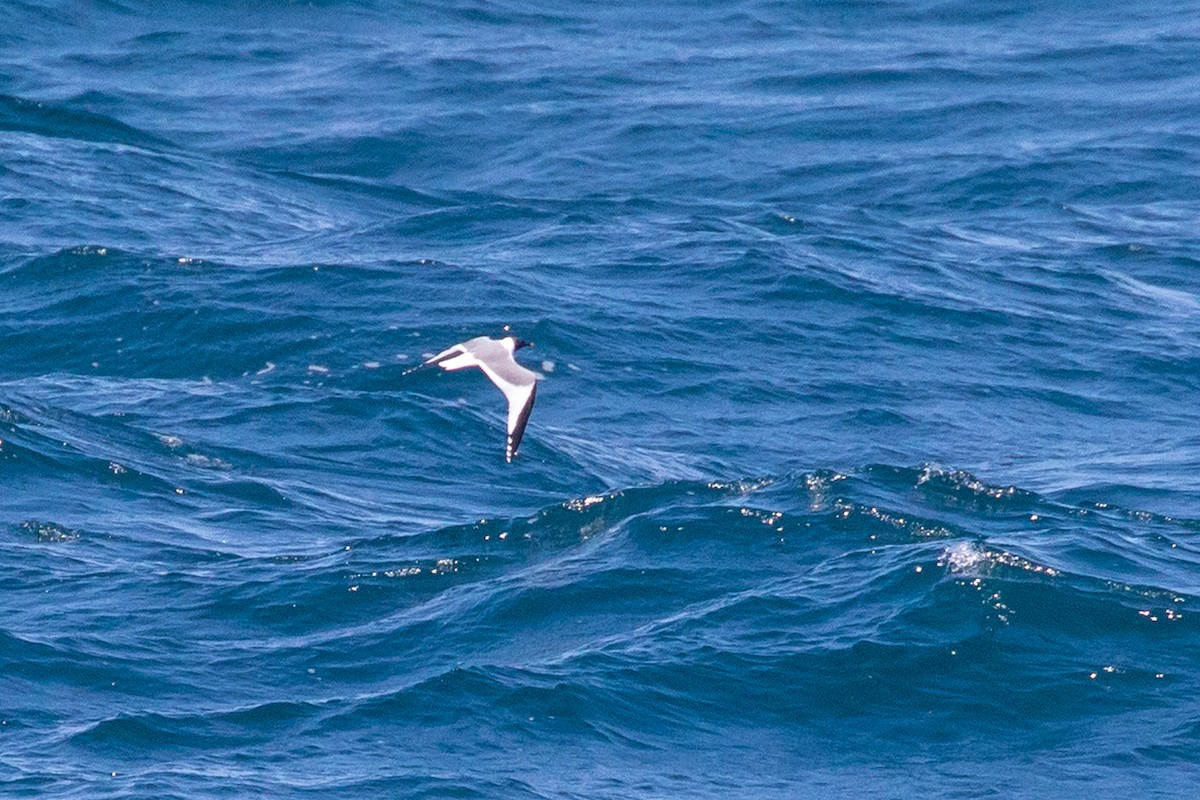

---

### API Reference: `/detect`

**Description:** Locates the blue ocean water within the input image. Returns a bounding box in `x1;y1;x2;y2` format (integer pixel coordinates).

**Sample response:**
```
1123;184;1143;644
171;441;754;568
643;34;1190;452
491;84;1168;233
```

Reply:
3;0;1200;796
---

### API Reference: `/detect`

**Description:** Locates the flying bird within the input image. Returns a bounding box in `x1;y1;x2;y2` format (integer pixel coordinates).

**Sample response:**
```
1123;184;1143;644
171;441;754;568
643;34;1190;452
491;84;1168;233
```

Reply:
404;335;540;462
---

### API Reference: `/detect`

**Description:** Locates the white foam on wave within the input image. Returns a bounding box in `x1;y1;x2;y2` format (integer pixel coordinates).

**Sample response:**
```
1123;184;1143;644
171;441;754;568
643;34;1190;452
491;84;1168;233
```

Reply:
940;541;988;574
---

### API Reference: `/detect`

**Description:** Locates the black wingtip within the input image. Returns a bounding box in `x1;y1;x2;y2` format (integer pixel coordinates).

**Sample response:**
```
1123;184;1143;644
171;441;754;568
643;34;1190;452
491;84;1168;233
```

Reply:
402;348;460;377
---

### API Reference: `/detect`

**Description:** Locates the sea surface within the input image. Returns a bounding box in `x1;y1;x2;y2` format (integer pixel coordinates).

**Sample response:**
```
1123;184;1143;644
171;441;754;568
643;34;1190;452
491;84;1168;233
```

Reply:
3;1;1200;797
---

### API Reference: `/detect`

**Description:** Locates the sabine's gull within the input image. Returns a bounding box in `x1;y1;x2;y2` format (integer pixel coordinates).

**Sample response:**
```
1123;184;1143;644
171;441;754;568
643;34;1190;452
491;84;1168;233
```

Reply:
405;335;540;462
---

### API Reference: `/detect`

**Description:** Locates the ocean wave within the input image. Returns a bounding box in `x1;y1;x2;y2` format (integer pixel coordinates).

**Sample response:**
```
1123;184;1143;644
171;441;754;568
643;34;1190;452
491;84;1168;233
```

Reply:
6;446;1200;794
0;93;167;149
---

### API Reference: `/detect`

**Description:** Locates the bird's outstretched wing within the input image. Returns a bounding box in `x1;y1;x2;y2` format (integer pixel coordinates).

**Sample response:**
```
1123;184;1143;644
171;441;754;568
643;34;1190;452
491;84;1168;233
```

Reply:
504;381;537;462
403;335;505;375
